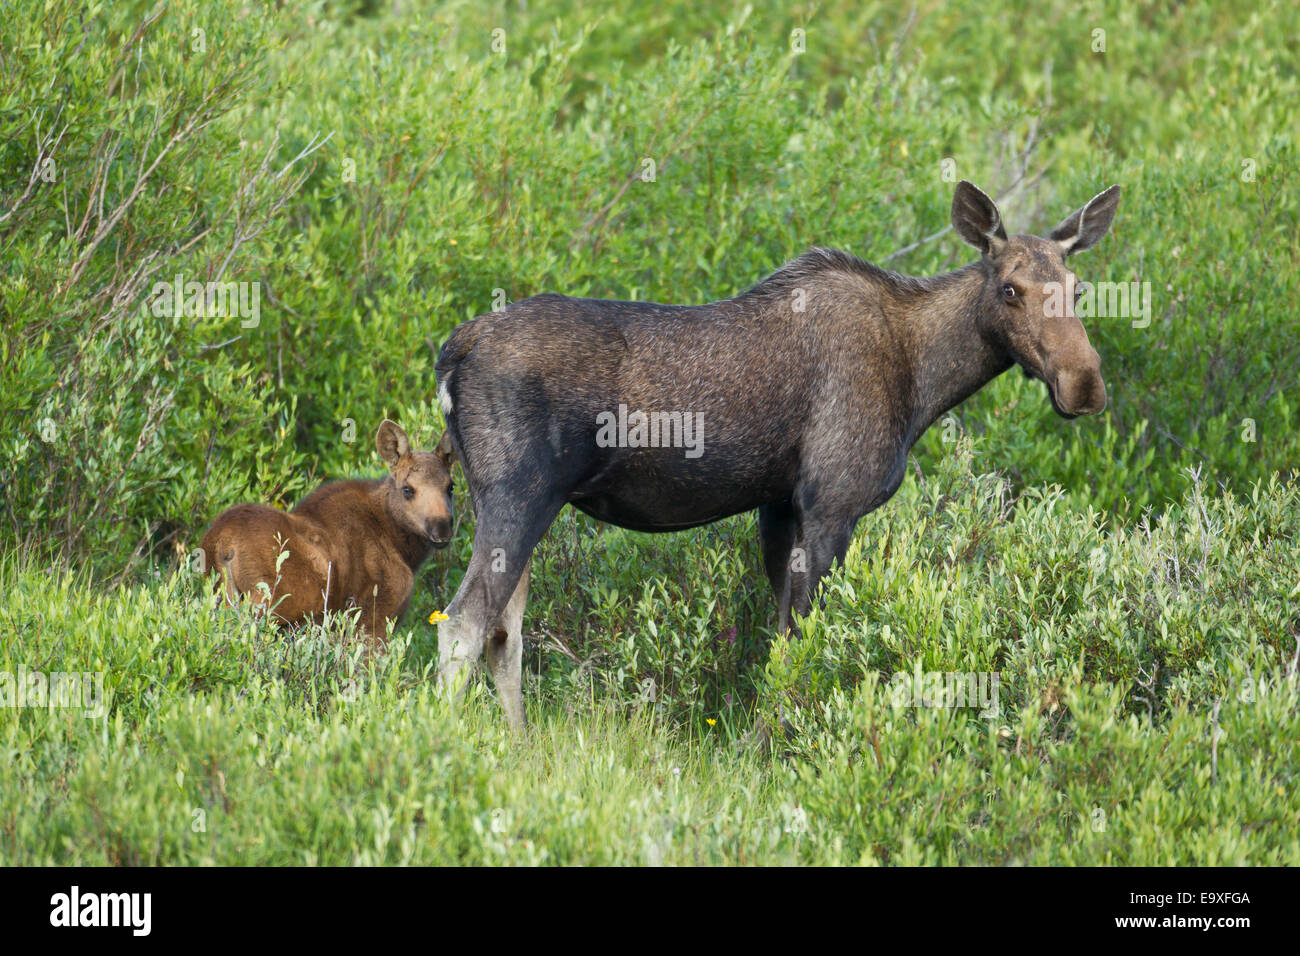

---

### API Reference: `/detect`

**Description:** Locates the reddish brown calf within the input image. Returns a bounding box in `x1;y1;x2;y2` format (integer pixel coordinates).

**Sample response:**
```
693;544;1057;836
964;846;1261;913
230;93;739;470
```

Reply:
200;420;455;643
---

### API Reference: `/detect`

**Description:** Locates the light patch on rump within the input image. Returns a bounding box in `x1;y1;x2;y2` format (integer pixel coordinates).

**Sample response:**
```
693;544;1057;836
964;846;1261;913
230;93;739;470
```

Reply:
438;381;454;416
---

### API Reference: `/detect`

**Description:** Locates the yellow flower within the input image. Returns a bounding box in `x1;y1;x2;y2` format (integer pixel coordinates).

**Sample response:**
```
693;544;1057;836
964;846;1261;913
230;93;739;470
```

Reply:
706;718;716;726
429;610;450;624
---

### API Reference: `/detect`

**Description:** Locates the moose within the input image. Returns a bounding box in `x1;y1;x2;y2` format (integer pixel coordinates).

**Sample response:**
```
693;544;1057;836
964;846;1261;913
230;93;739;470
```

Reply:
200;420;457;645
433;180;1121;730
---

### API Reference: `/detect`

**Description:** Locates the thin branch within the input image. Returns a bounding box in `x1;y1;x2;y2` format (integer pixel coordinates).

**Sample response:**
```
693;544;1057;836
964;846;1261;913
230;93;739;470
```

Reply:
882;115;1046;264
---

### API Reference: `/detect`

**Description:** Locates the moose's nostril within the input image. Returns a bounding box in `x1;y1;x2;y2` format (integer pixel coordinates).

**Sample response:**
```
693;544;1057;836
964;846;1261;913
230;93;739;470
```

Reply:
1055;367;1108;417
1091;379;1109;413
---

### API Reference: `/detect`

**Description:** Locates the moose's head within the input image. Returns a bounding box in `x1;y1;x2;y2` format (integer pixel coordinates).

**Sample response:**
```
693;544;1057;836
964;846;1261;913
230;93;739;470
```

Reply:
952;180;1121;418
376;419;456;547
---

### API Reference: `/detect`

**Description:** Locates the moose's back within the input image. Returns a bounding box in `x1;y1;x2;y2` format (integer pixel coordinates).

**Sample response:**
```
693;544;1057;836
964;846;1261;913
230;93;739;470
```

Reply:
200;479;401;623
199;501;334;623
437;263;917;528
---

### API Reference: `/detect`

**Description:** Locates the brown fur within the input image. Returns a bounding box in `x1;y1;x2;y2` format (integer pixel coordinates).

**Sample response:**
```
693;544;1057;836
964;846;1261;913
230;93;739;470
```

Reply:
432;181;1121;730
200;420;455;644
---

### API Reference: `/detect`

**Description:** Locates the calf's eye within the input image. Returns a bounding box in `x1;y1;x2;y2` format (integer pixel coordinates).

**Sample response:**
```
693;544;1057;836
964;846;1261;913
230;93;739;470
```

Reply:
403;485;415;500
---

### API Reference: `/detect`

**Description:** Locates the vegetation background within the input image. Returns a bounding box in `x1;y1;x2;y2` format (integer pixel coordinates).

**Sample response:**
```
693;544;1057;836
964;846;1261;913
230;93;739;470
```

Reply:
1;0;1297;863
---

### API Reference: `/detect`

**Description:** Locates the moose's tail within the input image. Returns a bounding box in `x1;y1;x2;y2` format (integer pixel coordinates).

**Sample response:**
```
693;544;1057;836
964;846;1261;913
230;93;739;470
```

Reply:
434;316;483;464
200;529;244;608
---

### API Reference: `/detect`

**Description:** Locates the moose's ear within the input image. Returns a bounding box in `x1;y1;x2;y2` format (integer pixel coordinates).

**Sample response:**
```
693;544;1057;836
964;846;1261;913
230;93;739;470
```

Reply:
435;430;456;470
375;419;410;469
951;181;1008;259
1051;184;1122;256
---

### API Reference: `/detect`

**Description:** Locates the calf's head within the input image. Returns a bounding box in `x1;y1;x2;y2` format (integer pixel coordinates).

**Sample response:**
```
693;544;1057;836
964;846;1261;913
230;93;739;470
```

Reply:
952;180;1121;418
375;419;456;547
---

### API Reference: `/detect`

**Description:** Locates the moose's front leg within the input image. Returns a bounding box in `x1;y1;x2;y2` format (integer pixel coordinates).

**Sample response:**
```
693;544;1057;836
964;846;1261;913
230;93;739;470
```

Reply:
356;564;412;651
788;508;857;624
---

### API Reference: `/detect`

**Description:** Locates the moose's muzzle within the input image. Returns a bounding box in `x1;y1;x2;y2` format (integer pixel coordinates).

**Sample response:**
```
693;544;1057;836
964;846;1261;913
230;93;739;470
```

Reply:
1050;350;1107;418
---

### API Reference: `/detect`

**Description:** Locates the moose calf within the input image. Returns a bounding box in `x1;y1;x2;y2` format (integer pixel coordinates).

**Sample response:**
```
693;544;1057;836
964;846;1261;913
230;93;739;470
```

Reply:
200;420;455;644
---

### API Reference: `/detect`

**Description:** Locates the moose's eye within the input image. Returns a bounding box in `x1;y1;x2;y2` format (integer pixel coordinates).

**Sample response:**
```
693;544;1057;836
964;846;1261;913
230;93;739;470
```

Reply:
446;481;454;495
1001;283;1018;301
403;485;415;500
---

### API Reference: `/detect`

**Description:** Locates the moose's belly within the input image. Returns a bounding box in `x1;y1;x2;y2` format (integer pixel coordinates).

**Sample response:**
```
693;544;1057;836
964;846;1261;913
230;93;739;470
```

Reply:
568;494;755;532
566;444;795;532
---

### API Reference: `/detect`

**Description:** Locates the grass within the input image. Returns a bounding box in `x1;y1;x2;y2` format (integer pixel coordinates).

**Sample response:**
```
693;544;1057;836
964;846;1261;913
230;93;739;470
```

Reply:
4;446;1298;865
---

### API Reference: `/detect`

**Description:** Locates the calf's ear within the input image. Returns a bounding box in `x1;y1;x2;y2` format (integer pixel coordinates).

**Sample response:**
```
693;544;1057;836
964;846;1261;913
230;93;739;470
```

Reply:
1051;184;1121;256
436;430;456;469
376;419;410;469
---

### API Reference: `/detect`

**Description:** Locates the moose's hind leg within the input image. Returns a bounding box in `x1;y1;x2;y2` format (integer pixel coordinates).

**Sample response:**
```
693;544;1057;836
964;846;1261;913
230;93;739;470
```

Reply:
436;493;561;723
484;560;530;732
758;499;800;633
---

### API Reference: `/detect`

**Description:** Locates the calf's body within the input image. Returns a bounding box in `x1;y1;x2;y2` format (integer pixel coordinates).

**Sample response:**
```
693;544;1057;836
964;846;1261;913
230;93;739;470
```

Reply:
200;420;455;642
435;182;1121;729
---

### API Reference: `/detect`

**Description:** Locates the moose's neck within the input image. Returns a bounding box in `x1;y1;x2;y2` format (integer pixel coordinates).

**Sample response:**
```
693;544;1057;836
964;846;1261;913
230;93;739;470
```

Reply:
899;263;1013;445
396;527;435;571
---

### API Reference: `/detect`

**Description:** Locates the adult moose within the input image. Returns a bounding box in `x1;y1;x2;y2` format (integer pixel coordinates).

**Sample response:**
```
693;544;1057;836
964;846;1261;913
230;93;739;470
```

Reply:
434;181;1121;730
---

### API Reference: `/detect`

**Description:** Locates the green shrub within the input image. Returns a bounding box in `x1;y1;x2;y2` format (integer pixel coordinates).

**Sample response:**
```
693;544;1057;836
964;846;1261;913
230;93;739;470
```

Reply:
760;440;1300;750
8;0;1295;568
788;674;1300;865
